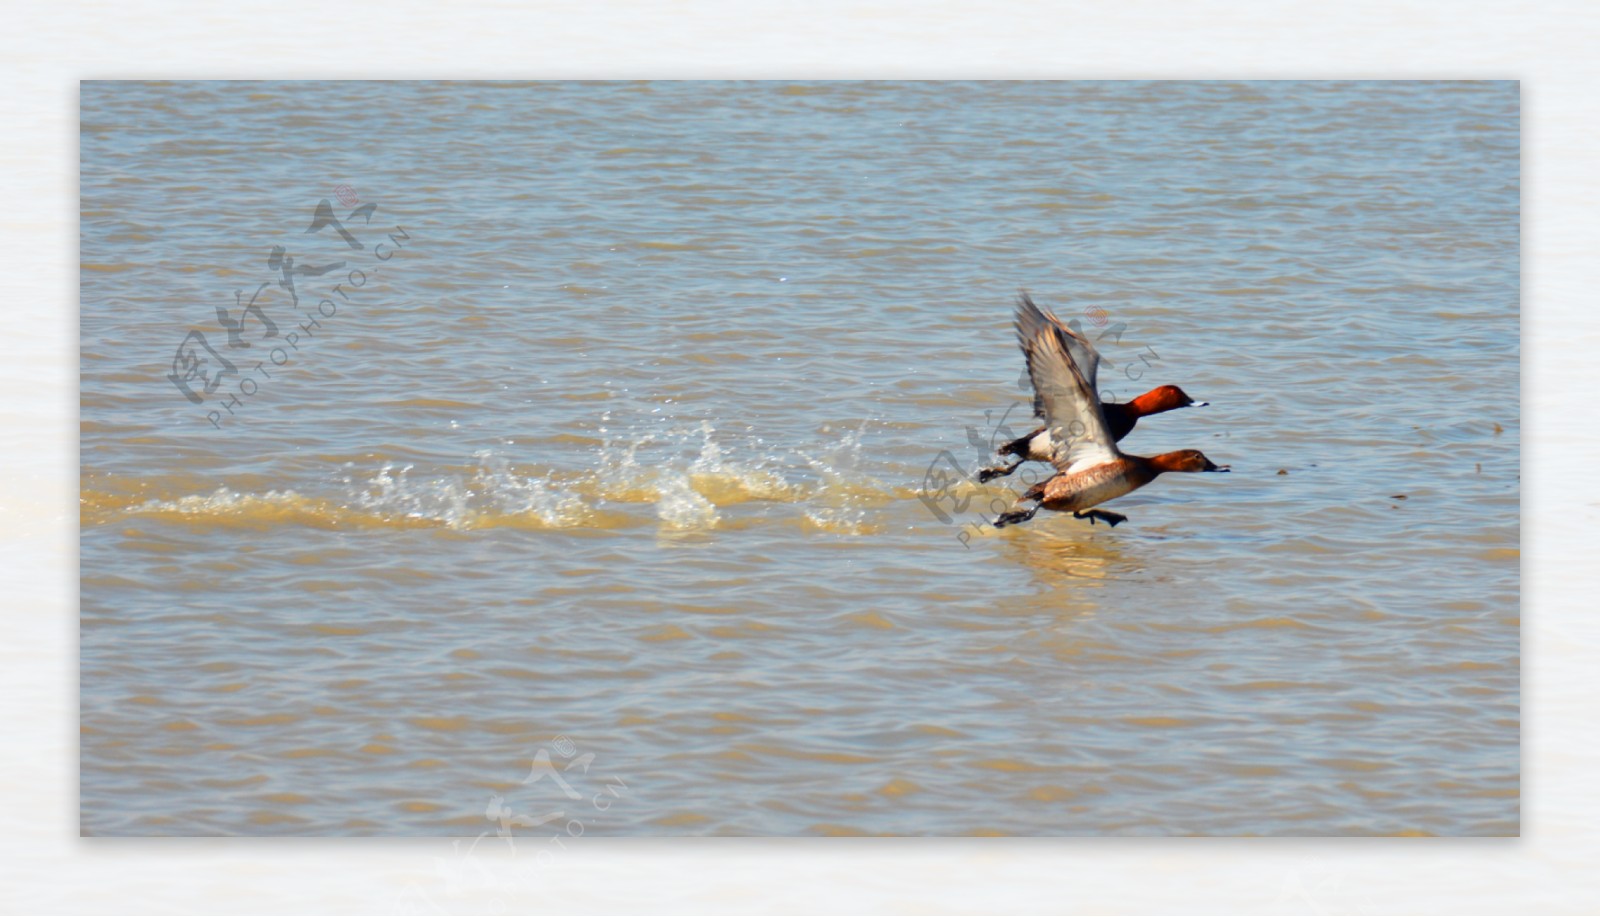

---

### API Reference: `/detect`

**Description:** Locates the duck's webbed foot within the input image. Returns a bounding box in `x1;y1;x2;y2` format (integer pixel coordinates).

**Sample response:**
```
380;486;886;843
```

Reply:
992;504;1038;529
1073;509;1128;528
976;459;1024;484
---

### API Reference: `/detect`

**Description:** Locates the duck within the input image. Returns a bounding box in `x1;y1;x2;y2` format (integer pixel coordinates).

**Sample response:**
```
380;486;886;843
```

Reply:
977;295;1207;483
992;293;1229;529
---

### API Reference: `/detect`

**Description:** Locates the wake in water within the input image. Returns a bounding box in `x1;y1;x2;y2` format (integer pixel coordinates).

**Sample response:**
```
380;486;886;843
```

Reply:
93;422;902;534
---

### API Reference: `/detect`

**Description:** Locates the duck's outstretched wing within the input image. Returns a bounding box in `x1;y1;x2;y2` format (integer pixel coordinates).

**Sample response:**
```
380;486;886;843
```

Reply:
1015;291;1099;394
1015;295;1118;474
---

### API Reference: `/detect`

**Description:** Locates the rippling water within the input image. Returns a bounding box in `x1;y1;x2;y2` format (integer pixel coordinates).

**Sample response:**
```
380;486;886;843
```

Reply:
80;80;1519;836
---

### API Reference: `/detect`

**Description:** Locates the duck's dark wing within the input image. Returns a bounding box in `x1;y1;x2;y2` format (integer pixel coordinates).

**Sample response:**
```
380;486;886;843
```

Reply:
1017;294;1150;445
1015;291;1100;395
1015;296;1119;474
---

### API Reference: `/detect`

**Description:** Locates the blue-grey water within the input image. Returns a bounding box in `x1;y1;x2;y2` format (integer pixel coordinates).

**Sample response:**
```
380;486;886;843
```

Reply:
80;80;1519;836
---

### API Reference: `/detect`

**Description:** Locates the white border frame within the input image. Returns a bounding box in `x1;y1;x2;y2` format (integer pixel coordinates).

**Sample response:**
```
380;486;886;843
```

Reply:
7;1;1587;912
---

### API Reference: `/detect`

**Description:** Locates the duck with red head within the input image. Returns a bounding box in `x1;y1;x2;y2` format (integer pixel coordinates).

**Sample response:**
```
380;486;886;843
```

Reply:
990;295;1230;529
1124;384;1208;426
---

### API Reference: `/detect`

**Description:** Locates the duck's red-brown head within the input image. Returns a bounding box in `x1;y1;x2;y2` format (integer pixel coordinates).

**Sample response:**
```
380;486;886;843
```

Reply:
1149;449;1230;474
1131;385;1208;416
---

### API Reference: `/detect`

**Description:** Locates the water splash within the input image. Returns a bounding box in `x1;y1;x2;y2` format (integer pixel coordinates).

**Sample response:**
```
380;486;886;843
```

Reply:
104;422;897;534
348;452;586;529
798;423;887;535
684;420;801;505
654;472;720;529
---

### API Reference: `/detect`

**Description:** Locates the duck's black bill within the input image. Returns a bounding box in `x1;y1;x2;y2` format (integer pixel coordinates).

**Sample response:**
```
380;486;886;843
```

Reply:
1203;460;1230;472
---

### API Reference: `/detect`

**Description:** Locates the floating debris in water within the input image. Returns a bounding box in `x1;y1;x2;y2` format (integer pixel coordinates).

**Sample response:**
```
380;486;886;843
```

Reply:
1277;469;1288;476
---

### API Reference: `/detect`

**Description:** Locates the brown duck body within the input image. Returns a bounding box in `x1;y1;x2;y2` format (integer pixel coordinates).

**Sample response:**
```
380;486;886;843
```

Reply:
1025;455;1156;512
999;449;1227;527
